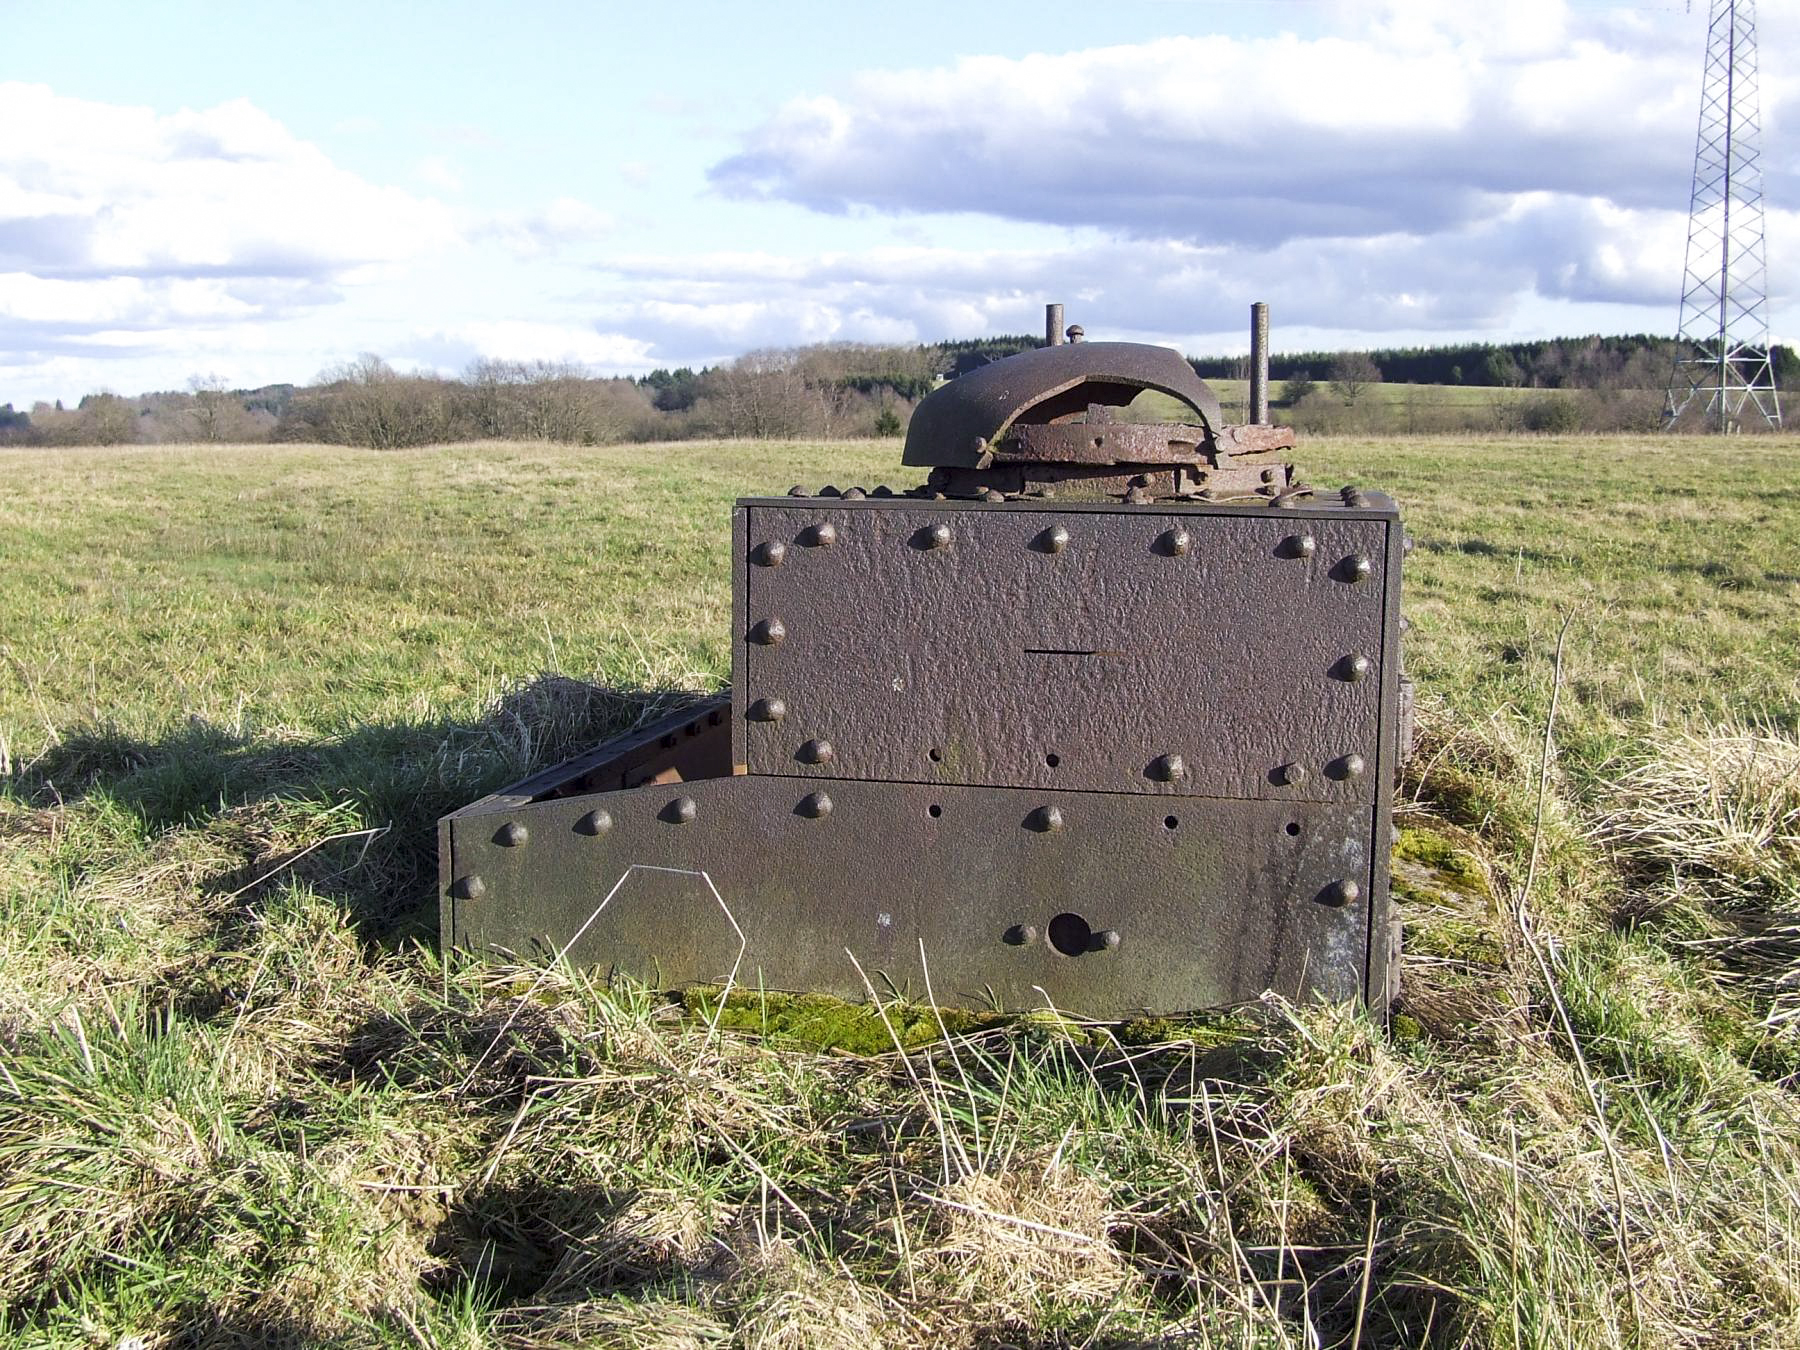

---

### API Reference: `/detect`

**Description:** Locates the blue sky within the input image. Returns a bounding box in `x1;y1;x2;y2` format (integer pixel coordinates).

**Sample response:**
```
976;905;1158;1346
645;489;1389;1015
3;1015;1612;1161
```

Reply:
4;0;1795;405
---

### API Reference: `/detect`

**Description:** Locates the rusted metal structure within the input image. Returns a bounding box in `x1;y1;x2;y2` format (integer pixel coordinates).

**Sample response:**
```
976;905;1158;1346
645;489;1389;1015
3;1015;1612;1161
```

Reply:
440;307;1409;1016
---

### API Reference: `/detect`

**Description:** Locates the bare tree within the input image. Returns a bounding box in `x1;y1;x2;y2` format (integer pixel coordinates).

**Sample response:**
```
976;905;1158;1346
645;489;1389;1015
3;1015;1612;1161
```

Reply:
1329;353;1382;407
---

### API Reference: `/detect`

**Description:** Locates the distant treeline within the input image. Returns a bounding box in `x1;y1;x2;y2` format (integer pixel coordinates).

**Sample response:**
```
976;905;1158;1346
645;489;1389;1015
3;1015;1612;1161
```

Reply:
1191;333;1799;391
1;332;1786;449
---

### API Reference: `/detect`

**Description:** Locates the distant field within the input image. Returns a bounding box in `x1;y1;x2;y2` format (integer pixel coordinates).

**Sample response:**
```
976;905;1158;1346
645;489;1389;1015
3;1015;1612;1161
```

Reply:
2;435;1798;1346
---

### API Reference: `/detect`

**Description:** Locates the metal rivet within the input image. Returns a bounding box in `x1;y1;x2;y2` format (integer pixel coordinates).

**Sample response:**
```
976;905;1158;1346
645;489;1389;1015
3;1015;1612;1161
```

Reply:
801;522;837;547
750;618;786;646
667;796;698;824
798;791;832;818
787;485;807;497
820;484;841;497
1158;528;1191;557
1274;762;1307;787
495;821;528;847
1040;525;1070;554
1149;753;1186;783
451;874;486;900
1342;553;1373;582
925;522;951;549
753;540;787;567
1125;486;1151;504
1338;654;1372;682
1027;805;1064;832
748;697;787;722
1318;879;1362;907
1261;468;1280;484
1098;928;1121;951
982;488;1005;502
1009;923;1041;946
799;738;834;765
842;487;867;500
1330;753;1367;780
972;436;988;455
574;809;612;835
872;485;893;497
1284;534;1317;559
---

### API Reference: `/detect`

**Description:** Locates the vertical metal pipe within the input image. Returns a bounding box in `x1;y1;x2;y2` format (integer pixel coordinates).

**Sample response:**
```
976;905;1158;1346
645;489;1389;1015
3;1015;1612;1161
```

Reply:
1046;303;1065;347
1250;302;1270;426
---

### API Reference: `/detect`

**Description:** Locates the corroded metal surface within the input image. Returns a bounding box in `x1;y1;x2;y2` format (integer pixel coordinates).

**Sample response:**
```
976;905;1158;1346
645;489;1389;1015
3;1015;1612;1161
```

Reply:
739;499;1396;802
902;341;1225;469
442;775;1374;1013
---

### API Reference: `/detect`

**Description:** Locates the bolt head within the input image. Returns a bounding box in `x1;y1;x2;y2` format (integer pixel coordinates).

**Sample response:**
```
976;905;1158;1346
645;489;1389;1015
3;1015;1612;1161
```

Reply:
1027;805;1064;833
1275;762;1307;787
1149;753;1186;783
1338;653;1372;682
1159;528;1191;557
799;738;834;765
1342;553;1373;582
574;809;612;836
750;618;787;646
872;485;893;497
451;874;486;900
749;697;787;723
1331;753;1367;780
1318;879;1362;907
1098;928;1122;951
753;540;787;567
1261;468;1280;483
787;485;808;497
1015;923;1041;945
668;796;698;824
842;487;867;501
495;821;528;847
1042;525;1070;554
982;488;1005;503
926;522;952;549
1284;534;1317;559
820;485;841;498
803;522;838;547
1125;486;1151;504
799;791;833;818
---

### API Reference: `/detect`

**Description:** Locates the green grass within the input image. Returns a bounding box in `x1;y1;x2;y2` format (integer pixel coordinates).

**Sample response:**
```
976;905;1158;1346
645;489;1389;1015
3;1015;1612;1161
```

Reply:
3;434;1799;1346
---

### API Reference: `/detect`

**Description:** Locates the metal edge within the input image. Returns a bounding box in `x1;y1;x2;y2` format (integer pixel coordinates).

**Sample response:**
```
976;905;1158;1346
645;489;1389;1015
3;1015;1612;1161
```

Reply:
740;495;1400;522
732;503;748;771
437;810;459;955
1362;511;1406;1015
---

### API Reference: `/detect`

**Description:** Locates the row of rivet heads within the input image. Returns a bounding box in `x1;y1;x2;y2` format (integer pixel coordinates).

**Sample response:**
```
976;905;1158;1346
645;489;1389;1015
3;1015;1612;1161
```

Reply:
782;484;1384;508
752;523;1377;576
451;804;1364;912
736;713;1370;788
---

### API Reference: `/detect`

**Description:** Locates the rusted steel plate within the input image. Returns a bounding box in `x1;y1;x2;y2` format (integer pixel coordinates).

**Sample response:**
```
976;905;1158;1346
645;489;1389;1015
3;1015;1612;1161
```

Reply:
442;775;1376;1013
741;501;1393;803
997;421;1210;465
903;342;1224;469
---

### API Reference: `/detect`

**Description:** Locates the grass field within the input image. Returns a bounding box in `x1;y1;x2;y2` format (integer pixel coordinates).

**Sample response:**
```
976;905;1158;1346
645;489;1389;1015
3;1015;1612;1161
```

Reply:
2;434;1799;1347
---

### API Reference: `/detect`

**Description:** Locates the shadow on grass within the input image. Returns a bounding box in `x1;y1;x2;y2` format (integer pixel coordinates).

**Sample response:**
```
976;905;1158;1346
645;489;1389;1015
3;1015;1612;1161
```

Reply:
7;674;717;946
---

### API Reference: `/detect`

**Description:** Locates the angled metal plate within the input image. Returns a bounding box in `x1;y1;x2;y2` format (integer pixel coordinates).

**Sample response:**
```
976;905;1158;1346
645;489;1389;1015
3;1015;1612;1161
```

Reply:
443;775;1376;1014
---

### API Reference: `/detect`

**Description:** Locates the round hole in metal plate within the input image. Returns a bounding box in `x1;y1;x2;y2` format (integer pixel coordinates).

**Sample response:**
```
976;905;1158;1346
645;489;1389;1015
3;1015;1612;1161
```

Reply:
1045;752;1061;768
1047;912;1092;957
928;804;943;819
1164;816;1179;830
1286;821;1302;837
928;747;943;762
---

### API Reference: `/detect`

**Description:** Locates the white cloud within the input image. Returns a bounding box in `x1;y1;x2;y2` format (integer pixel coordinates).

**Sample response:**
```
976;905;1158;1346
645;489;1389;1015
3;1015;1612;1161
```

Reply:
0;83;458;284
408;320;655;372
415;154;464;192
477;197;615;258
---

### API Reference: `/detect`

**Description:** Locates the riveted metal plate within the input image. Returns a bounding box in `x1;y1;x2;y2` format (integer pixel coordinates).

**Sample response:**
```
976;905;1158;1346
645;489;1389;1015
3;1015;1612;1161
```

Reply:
443;775;1375;1014
741;501;1393;802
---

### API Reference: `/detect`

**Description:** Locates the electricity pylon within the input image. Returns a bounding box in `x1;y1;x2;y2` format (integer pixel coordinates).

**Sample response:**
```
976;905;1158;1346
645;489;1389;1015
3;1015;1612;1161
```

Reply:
1665;0;1782;432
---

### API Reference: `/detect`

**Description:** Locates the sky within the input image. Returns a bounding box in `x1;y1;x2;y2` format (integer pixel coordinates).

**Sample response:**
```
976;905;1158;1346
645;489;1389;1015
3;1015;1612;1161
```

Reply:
3;0;1796;406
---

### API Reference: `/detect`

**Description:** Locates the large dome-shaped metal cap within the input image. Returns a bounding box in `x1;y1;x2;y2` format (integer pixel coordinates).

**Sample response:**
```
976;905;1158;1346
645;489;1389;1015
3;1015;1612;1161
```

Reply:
903;342;1224;469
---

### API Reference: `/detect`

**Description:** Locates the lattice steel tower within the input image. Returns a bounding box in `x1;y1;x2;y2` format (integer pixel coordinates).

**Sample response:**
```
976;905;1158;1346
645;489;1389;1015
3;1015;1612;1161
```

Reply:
1666;0;1781;431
